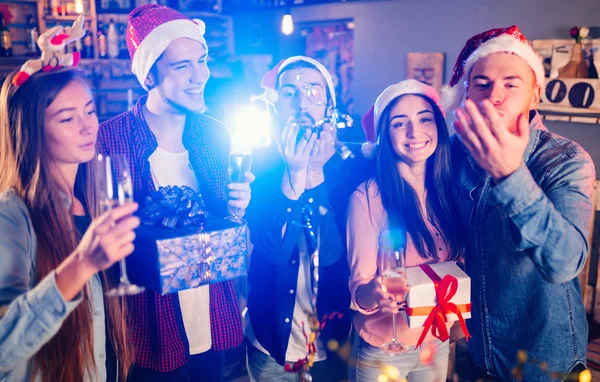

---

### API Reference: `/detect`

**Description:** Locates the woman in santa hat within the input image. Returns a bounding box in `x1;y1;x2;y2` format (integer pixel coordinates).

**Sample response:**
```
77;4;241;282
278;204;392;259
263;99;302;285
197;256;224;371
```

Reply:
0;31;138;381
347;79;463;381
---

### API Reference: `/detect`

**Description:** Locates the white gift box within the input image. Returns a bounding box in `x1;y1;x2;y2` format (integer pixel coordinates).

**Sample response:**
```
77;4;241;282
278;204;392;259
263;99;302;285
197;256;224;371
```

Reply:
404;262;471;329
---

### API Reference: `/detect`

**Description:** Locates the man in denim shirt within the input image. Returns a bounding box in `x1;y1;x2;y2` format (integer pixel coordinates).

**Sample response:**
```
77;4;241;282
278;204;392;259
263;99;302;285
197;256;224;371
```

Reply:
442;26;596;381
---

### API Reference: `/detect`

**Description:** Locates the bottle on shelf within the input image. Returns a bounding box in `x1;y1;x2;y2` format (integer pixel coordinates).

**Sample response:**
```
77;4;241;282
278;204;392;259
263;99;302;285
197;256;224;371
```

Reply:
74;0;84;15
25;15;40;57
98;21;107;59
50;0;60;16
59;0;67;16
66;0;76;16
82;20;94;59
98;93;108;116
107;19;119;59
0;13;13;57
118;20;128;59
127;88;133;110
75;34;82;53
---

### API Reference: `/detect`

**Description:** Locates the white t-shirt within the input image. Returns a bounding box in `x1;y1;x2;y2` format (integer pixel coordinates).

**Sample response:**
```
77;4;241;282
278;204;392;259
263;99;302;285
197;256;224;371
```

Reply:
149;147;211;355
245;235;326;363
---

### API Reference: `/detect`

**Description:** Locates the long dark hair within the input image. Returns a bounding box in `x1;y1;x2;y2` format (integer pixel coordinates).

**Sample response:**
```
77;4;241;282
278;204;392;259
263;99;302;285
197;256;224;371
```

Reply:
0;68;134;381
370;94;462;261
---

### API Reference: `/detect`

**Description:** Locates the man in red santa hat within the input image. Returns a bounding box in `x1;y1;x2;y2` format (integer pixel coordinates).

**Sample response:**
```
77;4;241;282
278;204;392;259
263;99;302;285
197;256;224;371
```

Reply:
443;25;595;380
98;4;252;381
244;56;368;381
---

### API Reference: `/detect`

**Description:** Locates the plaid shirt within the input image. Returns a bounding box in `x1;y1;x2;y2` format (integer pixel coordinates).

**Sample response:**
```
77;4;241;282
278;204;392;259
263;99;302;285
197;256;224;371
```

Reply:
98;96;243;372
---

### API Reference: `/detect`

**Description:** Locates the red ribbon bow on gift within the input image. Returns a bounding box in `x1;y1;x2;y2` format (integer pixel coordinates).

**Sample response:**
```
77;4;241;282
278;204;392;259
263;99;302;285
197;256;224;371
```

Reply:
413;264;471;349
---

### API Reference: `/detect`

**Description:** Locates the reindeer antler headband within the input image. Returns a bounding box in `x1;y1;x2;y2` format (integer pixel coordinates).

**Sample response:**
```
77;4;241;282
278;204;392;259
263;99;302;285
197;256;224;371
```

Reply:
12;15;86;87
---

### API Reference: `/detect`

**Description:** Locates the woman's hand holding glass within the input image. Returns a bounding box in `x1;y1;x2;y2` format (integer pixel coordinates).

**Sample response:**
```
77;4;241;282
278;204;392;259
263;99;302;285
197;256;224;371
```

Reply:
371;274;410;314
55;202;139;301
76;202;140;274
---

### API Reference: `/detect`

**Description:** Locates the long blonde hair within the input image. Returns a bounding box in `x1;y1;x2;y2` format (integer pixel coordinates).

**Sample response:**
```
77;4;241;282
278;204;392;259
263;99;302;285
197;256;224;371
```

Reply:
0;68;134;381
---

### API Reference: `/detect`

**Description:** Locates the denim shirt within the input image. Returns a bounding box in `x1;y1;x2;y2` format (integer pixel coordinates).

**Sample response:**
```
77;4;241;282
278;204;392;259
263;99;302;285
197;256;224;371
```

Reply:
0;189;108;382
451;112;595;381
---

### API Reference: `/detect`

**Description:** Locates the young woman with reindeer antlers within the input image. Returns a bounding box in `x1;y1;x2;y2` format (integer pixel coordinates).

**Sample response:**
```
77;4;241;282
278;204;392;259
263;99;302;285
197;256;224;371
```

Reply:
0;17;137;382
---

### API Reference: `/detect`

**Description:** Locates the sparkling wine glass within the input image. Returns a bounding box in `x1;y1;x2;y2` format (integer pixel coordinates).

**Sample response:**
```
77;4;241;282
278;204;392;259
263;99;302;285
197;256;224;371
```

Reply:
225;134;252;223
96;154;145;296
379;230;408;355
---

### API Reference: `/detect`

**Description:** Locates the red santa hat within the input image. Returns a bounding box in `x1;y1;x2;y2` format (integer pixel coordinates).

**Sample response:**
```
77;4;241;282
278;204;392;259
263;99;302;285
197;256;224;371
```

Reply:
259;56;337;107
440;25;545;113
126;4;207;90
361;79;443;159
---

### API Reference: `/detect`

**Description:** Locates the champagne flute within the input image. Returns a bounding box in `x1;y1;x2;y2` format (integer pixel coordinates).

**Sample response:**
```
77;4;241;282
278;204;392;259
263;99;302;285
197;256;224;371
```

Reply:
96;154;145;296
225;133;252;223
379;230;408;355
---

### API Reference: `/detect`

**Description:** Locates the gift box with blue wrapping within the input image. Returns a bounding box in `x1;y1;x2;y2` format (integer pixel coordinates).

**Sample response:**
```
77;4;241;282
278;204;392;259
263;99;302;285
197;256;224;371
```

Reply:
126;186;248;295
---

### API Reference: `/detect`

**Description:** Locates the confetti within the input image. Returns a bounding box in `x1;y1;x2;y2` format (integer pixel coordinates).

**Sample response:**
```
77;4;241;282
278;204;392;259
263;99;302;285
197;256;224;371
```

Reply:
284;312;345;381
327;339;339;352
418;343;437;365
579;370;592;382
512;366;523;380
382;364;400;380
